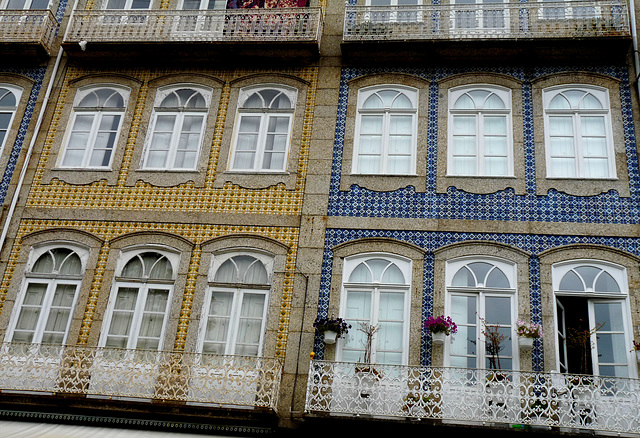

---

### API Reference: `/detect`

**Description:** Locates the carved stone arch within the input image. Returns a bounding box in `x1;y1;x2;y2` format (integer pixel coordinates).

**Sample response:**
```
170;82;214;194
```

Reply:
531;72;628;197
44;74;143;186
214;73;310;190
437;72;525;195
326;237;426;365
0;227;104;345
341;72;431;193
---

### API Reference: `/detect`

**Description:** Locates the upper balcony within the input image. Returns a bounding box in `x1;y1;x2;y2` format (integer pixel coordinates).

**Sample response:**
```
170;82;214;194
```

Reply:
62;5;323;64
0;343;283;414
341;0;632;65
305;360;640;435
0;5;59;61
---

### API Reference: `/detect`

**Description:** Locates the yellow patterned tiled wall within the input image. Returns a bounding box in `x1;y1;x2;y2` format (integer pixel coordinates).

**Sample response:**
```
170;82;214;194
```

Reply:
0;220;299;358
27;67;317;215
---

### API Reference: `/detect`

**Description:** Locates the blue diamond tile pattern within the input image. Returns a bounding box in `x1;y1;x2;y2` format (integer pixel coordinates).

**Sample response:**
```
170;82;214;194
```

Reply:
0;68;46;206
328;66;640;223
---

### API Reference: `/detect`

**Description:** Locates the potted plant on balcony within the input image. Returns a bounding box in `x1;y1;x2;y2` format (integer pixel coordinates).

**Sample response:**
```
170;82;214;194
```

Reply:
425;315;458;345
516;319;543;349
354;322;382;382
480;316;509;405
632;340;640;363
313;316;351;344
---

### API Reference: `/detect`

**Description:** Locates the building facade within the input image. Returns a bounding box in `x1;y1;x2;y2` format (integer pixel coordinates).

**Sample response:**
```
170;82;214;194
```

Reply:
0;0;639;436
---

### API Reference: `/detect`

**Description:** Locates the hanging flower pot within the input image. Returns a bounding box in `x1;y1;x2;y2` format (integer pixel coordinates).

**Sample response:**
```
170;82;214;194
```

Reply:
324;330;338;344
636;350;640;363
432;332;446;345
519;337;534;349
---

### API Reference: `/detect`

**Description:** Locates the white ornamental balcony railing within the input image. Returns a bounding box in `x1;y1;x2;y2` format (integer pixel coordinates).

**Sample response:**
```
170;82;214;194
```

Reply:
0;343;282;411
64;7;322;45
0;9;58;52
306;361;640;435
344;0;630;41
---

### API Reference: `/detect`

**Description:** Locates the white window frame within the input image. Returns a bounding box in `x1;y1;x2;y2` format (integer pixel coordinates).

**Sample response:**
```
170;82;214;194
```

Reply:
352;85;418;175
229;85;297;173
444;257;518;371
141;85;212;171
99;247;179;351
103;0;151;9
538;0;600;20
451;0;510;32
180;0;225;9
552;260;636;378
0;84;22;155
337;253;412;366
364;0;423;23
6;244;88;345
197;251;273;357
59;85;130;170
543;85;615;179
447;84;513;177
0;0;50;9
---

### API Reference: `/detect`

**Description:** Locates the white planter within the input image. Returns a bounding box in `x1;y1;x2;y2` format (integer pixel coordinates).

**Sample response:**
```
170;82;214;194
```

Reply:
432;332;446;345
519;337;534;348
636;350;640;362
324;330;338;344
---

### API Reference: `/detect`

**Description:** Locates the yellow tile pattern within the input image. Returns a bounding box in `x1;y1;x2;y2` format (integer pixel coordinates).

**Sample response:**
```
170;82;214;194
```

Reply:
27;66;317;215
1;220;299;358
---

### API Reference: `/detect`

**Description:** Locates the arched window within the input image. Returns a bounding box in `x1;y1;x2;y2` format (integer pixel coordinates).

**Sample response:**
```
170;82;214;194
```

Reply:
543;85;614;178
101;250;177;351
445;258;517;370
8;246;85;345
338;254;411;365
448;85;512;176
553;261;633;377
199;253;272;356
0;85;22;153
353;86;418;175
142;86;211;170
229;85;297;172
61;85;130;169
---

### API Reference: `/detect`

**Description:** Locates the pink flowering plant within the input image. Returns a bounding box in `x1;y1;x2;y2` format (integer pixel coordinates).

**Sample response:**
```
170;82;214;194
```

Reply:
632;340;640;351
425;315;458;336
516;319;543;339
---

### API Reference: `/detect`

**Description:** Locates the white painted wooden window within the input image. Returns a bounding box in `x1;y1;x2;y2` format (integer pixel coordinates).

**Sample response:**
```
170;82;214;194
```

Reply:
0;85;22;154
453;0;508;31
353;86;418;175
60;86;130;169
544;86;615;179
199;253;272;357
104;0;151;9
445;258;517;370
553;261;634;378
8;246;86;345
101;250;177;351
1;0;49;9
338;254;411;365
448;85;512;176
230;86;296;172
142;86;211;170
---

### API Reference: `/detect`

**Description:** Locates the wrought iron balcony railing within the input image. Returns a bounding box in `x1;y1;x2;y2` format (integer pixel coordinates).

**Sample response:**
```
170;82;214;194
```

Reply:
64;7;322;45
343;0;630;41
306;360;640;435
0;9;58;52
0;343;282;411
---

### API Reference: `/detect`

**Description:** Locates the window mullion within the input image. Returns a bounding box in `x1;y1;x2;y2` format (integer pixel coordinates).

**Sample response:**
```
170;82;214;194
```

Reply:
226;289;242;355
255;114;268;171
30;281;55;344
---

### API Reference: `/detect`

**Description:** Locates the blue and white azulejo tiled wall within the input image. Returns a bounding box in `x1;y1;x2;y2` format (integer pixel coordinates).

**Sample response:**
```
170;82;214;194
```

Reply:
315;65;640;371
